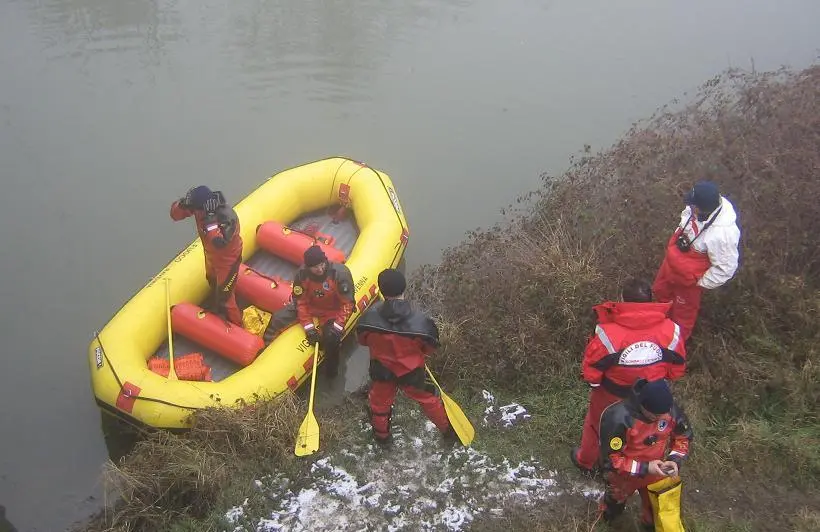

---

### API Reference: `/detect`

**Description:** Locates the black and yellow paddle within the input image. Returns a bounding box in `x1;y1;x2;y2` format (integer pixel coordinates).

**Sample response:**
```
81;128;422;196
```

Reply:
425;365;475;446
294;343;321;456
164;278;178;380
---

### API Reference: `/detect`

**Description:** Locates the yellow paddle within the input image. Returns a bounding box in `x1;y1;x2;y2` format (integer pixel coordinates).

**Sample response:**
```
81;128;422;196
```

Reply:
164;278;178;380
425;365;475;446
294;343;321;456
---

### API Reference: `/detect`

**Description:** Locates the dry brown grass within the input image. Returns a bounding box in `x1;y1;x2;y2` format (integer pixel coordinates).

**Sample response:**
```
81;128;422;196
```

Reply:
793;507;820;532
83;393;308;532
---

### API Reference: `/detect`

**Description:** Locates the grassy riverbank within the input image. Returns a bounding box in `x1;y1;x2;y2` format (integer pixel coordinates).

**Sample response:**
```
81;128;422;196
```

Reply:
81;64;819;532
409;63;820;530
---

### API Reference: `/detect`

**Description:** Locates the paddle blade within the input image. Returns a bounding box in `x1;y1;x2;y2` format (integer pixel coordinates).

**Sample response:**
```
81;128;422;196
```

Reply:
440;390;475;446
294;411;320;456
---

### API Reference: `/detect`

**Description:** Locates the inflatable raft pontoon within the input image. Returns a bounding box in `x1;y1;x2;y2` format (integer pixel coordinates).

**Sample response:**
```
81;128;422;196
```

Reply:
88;158;409;429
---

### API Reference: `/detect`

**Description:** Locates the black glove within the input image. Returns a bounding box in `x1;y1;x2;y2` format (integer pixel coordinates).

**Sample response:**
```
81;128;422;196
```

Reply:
203;193;220;215
324;319;344;342
181;187;197;209
305;327;321;346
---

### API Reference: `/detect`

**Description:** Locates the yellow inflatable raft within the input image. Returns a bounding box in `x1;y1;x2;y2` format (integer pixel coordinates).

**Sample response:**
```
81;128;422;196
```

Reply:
88;157;409;429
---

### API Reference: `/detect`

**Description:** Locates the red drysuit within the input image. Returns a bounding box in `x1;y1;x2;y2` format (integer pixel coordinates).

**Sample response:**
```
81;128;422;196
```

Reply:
598;386;693;527
170;196;243;325
357;298;449;441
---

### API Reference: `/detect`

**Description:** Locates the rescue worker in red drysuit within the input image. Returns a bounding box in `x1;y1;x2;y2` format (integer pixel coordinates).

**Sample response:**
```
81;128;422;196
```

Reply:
653;181;741;340
356;269;455;444
170;186;243;325
263;245;355;377
571;279;687;475
598;379;693;530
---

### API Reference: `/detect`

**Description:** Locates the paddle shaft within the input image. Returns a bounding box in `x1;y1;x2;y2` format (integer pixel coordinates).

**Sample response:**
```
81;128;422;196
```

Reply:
306;342;319;414
165;278;178;380
424;364;443;391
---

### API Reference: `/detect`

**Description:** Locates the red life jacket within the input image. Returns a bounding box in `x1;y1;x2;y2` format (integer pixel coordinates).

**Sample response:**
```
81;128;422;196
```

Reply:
583;302;686;396
660;227;712;286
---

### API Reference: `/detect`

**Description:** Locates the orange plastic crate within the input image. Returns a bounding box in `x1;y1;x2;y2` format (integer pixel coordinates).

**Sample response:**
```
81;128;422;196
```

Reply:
148;352;212;381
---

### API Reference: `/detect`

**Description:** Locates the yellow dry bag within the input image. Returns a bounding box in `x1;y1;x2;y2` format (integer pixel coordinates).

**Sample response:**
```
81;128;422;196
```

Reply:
242;305;272;338
647;476;685;532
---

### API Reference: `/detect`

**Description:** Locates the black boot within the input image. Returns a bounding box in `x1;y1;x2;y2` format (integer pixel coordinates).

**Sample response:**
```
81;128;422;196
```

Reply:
369;405;393;446
441;425;460;445
323;351;339;378
570;447;599;478
601;493;625;524
373;431;392;446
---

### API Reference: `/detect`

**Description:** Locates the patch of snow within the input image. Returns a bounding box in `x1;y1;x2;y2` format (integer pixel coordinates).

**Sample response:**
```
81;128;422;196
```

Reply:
481;389;531;428
256;518;286;531
384;504;401;515
365;491;381;507
224;498;248;524
416;497;437;511
497;404;532;427
438;505;473;530
582;487;604;499
222;400;579;531
387;514;411;532
435;477;455;494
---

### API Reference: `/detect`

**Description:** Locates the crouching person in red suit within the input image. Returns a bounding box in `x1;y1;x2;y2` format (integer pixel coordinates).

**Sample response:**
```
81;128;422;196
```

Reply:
599;379;693;530
571;278;686;475
356;269;454;444
261;246;354;377
264;245;355;377
170;186;243;325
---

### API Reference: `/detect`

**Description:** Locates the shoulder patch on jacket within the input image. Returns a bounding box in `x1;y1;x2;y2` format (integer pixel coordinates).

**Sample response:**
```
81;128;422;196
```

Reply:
332;263;354;295
292;285;303;296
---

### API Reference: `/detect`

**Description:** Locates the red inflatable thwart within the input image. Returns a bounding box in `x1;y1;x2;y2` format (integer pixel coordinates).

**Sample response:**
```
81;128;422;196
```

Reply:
235;264;292;312
256;221;346;265
170;302;264;366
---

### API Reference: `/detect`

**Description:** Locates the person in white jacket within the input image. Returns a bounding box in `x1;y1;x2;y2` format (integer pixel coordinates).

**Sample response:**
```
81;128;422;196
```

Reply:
652;181;741;340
